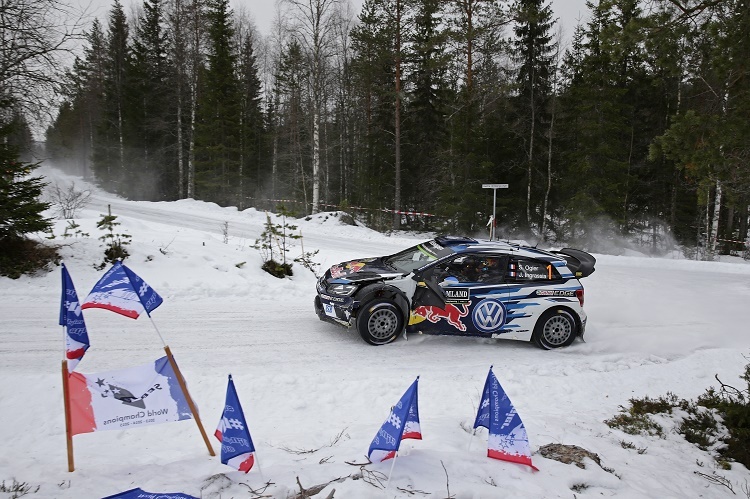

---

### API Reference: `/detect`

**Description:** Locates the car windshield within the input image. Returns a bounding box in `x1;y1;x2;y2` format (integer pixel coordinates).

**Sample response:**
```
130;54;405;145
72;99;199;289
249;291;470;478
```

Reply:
384;239;455;273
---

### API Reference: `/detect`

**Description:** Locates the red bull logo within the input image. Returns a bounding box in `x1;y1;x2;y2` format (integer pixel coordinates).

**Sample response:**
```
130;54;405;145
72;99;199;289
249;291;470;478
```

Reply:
410;304;469;331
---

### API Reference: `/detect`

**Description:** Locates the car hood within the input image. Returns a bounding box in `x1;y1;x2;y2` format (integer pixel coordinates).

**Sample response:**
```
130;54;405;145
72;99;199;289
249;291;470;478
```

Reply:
326;257;402;282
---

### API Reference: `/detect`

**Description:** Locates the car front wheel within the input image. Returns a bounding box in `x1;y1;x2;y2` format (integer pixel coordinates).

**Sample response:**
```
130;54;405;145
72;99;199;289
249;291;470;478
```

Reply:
356;299;403;345
533;309;577;349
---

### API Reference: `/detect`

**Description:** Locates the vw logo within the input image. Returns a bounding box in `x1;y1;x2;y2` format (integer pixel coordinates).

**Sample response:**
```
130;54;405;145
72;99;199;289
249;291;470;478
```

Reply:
472;299;506;333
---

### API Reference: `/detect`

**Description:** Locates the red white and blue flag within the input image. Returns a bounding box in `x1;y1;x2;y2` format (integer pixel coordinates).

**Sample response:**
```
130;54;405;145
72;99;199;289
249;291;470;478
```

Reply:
67;356;193;435
474;366;538;471
59;263;90;372
368;377;422;463
215;375;256;473
82;261;163;319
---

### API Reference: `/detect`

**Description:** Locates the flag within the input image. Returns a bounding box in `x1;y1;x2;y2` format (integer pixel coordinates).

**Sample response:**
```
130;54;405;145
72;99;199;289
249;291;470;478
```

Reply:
67;356;193;435
368;377;421;463
474;367;538;471
215;375;256;473
101;488;198;499
82;261;163;319
60;263;90;371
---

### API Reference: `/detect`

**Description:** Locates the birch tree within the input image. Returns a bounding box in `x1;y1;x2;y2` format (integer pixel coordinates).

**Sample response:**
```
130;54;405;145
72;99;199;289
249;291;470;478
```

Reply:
285;0;341;214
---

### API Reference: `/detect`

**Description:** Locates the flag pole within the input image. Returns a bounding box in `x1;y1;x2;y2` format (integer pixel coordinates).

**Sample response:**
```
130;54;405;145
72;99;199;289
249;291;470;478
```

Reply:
61;360;75;472
149;314;214;456
384;452;399;495
161;343;215;456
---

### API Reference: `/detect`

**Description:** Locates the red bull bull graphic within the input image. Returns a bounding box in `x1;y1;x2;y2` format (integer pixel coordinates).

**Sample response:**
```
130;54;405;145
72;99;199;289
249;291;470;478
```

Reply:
330;261;367;278
409;304;469;331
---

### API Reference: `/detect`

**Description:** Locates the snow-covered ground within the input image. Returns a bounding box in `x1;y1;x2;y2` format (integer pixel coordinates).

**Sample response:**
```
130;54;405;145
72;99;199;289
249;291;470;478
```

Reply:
1;165;749;498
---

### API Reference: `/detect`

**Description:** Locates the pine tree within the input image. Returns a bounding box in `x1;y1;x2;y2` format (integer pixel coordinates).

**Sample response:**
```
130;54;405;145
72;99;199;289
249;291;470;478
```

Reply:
0;116;55;278
512;0;557;231
275;40;310;208
130;0;176;200
404;0;450;216
237;32;265;209
93;0;131;194
194;0;241;205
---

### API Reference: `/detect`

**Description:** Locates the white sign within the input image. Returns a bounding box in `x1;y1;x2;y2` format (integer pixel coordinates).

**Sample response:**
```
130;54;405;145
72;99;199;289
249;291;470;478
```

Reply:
482;184;509;189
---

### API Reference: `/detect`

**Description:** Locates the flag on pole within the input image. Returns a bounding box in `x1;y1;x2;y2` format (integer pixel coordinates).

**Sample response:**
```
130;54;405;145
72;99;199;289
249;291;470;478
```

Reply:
215;375;256;473
67;356;193;435
102;488;198;499
368;377;421;463
473;367;538;471
82;261;163;319
60;264;90;371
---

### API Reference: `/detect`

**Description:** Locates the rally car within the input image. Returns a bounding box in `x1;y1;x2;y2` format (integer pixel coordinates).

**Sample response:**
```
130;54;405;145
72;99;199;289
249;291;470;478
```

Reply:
314;236;596;349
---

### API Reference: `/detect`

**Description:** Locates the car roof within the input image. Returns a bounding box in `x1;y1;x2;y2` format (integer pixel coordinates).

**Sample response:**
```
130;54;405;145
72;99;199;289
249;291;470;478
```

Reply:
435;236;565;262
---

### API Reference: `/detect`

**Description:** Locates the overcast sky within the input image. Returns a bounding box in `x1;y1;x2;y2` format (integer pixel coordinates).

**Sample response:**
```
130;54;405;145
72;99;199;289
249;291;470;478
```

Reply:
81;0;590;45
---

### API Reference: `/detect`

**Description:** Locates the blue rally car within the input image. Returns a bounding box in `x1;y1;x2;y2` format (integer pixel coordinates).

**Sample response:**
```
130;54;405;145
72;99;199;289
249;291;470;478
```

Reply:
314;236;596;349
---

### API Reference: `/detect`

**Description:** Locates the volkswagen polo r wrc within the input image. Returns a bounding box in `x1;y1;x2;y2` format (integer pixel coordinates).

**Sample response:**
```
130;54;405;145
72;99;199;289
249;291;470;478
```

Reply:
314;236;596;349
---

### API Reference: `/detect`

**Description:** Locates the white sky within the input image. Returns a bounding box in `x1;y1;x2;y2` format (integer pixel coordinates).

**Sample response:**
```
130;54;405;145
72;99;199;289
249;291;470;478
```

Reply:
81;0;590;46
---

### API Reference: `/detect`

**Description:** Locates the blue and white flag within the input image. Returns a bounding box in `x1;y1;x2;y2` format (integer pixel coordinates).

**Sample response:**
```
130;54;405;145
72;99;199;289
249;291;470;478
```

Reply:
474;366;538;470
368;377;422;463
82;261;163;319
215;375;256;473
60;264;90;372
101;488;198;499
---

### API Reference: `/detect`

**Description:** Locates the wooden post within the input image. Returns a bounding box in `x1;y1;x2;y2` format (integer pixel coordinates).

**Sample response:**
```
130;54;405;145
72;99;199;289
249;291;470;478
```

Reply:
61;360;75;472
163;346;215;456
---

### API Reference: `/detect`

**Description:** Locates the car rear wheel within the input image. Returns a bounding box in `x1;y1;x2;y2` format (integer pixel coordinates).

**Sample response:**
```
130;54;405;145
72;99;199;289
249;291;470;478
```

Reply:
533;309;577;349
356;299;403;345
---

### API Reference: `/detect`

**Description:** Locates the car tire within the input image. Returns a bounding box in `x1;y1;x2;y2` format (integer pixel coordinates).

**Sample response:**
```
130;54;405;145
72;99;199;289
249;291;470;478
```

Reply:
532;308;577;349
356;299;403;345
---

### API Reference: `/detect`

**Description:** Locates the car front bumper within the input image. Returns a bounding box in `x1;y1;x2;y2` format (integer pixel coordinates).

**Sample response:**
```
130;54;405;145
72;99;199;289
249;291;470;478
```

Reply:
315;278;357;327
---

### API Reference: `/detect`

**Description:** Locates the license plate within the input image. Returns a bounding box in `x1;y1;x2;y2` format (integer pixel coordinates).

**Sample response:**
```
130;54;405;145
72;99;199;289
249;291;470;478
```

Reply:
324;303;336;318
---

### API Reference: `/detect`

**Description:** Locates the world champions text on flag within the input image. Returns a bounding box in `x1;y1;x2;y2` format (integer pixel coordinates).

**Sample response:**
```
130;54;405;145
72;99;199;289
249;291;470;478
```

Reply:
67;356;193;435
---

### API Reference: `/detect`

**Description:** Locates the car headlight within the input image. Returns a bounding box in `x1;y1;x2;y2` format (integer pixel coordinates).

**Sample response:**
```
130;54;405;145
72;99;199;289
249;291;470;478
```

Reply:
328;284;357;296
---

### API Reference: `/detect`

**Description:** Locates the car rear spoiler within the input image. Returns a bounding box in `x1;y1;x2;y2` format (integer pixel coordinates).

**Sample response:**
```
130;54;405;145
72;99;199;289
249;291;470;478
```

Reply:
552;248;596;278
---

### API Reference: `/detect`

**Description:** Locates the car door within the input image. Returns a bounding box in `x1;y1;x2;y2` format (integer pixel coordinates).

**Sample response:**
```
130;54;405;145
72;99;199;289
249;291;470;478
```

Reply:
406;254;510;336
500;256;565;334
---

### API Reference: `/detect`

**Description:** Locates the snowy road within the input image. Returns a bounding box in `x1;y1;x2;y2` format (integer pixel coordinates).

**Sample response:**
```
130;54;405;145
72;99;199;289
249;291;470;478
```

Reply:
0;166;748;498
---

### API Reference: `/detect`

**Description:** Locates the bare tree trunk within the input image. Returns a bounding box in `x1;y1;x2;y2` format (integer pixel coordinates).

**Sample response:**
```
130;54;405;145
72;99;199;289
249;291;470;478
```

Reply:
177;96;184;198
118;103;124;182
186;0;202;199
172;0;186;199
393;0;403;230
542;91;554;239
188;82;196;198
704;184;710;258
711;179;721;255
272;96;278;200
312;107;320;212
288;0;340;214
526;66;535;230
239;113;244;209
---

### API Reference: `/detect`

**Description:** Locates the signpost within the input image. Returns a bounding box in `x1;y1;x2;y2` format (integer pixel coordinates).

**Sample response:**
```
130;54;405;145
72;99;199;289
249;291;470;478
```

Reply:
482;184;508;241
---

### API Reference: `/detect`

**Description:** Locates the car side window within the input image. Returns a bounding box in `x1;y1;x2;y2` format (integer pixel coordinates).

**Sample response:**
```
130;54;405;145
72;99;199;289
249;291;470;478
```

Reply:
507;258;560;282
438;255;482;283
435;254;508;284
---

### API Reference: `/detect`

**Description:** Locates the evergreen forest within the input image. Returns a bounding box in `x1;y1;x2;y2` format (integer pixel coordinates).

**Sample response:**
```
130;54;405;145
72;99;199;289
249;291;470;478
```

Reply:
44;0;750;258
